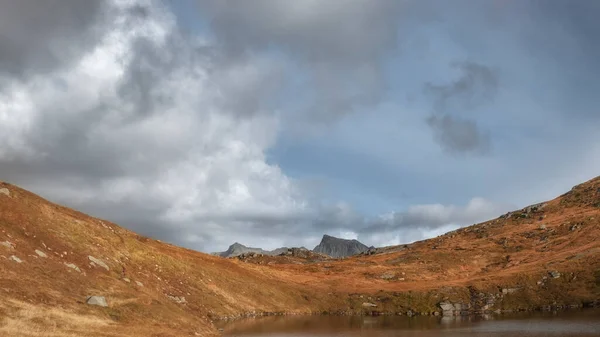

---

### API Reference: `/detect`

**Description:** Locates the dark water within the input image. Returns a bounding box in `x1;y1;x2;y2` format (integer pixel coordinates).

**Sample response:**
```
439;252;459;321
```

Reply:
220;309;600;337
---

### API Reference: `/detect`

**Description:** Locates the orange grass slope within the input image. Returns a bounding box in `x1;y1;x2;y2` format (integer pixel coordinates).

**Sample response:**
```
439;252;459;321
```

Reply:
223;176;600;310
1;176;600;336
0;181;335;337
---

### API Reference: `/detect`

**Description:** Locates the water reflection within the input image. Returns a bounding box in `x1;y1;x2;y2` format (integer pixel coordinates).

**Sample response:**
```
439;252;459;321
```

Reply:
219;309;600;336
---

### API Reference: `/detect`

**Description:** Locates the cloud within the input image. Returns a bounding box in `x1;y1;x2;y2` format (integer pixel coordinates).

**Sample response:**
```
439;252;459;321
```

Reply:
426;115;490;155
426;61;498;113
196;0;405;121
423;61;498;155
363;197;509;234
0;0;308;252
0;0;107;81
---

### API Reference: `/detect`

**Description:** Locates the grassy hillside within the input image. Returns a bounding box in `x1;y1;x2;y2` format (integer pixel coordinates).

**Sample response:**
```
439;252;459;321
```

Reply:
1;176;599;336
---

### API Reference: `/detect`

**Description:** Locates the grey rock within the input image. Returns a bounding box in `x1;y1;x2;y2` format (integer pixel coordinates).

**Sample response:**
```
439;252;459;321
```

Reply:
9;255;22;263
502;288;520;295
122;278;130;283
64;262;81;272
549;270;561;279
362;302;377;307
538;224;547;230
88;256;109;271
35;249;47;258
167;295;186;304
313;235;369;258
380;271;396;280
439;301;454;311
1;241;14;249
135;281;144;287
86;296;108;307
0;188;10;197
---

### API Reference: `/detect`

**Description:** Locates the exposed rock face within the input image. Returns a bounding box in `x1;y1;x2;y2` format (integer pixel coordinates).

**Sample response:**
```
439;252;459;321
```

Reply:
312;235;369;258
86;296;108;307
0;188;10;197
88;256;109;271
217;242;289;258
439;301;470;316
35;249;47;258
64;262;81;272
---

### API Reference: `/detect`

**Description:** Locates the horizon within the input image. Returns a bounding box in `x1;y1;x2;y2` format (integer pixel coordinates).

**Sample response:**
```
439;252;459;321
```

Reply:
1;0;599;253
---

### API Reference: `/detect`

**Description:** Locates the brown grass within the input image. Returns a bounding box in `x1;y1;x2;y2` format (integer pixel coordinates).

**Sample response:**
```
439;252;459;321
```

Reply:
0;176;599;336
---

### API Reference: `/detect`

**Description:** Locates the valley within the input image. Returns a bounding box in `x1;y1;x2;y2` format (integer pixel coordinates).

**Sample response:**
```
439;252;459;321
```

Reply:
0;176;599;336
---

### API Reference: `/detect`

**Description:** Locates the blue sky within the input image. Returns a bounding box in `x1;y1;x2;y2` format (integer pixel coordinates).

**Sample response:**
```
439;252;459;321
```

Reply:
1;0;599;252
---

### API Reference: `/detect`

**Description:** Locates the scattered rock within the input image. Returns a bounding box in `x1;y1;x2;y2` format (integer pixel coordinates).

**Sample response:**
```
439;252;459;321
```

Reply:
0;241;14;249
549;270;561;279
362;302;377;308
380;271;396;280
502;288;520;295
86;296;108;307
64;263;81;273
35;250;47;258
0;188;10;197
122;278;131;283
538;224;547;230
135;281;144;287
9;255;22;263
88;256;109;271
167;295;186;304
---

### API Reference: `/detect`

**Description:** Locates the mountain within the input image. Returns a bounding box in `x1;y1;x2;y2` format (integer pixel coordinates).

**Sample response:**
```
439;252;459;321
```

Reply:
217;242;289;257
312;234;370;257
1;176;599;336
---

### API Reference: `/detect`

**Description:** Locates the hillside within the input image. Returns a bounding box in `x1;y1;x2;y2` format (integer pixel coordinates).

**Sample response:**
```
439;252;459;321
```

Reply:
1;177;600;336
313;234;370;258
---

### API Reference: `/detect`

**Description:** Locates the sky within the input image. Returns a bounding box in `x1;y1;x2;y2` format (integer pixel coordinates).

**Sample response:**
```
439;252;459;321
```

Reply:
1;0;599;253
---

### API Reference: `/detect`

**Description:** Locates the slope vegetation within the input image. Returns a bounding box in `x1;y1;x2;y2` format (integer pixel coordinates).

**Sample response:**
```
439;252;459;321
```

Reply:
1;176;599;336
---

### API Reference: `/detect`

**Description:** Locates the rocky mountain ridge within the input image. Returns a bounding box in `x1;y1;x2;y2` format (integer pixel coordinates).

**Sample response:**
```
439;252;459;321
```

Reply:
313;234;371;258
218;234;371;259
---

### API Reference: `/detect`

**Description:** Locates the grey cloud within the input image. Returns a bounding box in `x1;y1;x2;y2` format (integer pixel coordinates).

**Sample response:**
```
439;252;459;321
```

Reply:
196;0;404;120
361;198;510;235
0;0;107;79
426;115;490;155
425;61;497;154
426;61;498;113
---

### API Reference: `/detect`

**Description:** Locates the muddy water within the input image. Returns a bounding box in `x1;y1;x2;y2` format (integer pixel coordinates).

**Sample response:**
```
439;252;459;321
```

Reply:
220;309;600;336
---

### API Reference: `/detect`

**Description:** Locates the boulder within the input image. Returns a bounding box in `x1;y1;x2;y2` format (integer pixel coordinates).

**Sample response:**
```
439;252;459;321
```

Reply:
0;188;10;197
9;255;22;263
362;302;377;308
135;281;144;287
88;256;109;271
35;250;47;258
1;241;14;249
86;296;108;307
64;263;81;272
380;271;396;280
549;270;561;279
167;295;187;304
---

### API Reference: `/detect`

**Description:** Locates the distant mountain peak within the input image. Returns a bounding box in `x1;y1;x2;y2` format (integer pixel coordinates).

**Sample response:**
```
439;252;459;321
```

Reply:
313;234;368;258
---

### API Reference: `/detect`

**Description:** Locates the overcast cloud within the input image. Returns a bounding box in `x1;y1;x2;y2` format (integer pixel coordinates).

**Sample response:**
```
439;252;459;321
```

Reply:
1;0;599;252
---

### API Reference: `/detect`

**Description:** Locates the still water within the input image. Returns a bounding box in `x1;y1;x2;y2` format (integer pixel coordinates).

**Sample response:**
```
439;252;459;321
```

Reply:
220;309;600;337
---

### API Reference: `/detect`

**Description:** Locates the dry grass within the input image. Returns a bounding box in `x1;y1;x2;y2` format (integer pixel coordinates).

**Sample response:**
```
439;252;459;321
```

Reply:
0;300;113;337
0;176;599;336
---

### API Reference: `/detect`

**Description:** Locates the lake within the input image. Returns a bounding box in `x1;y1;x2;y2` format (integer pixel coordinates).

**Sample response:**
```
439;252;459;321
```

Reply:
219;309;600;336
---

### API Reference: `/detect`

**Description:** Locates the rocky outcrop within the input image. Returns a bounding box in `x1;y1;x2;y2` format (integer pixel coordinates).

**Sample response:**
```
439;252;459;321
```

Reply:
313;235;369;258
88;256;109;271
216;242;289;258
86;296;108;307
439;301;471;316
